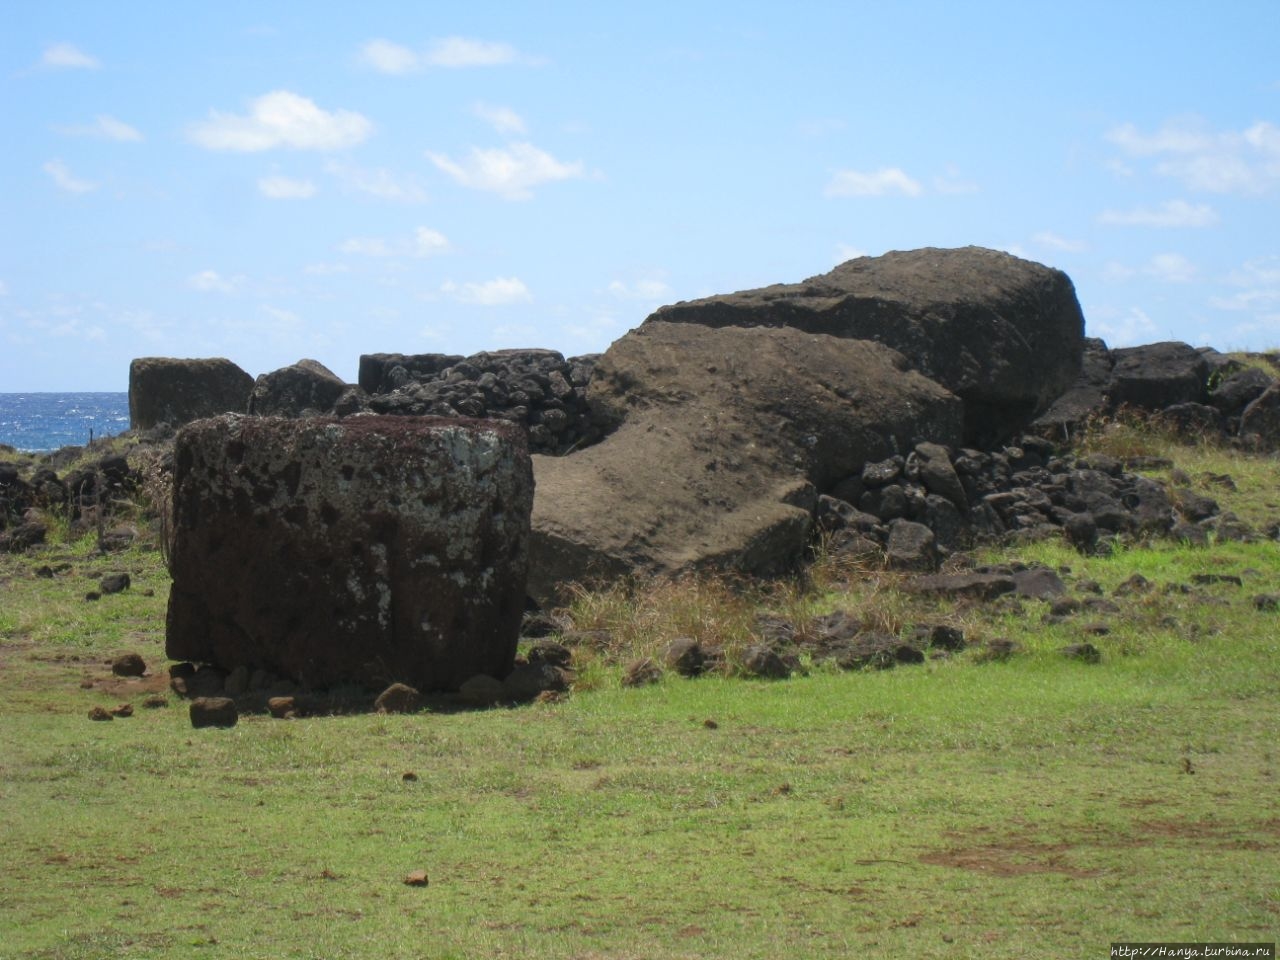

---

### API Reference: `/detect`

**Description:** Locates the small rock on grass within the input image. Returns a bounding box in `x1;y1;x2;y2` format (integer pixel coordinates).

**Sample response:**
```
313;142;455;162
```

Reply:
1251;594;1279;612
190;696;238;729
99;573;131;595
1060;642;1102;664
88;706;113;721
111;653;146;677
374;683;422;714
141;694;167;709
403;870;429;887
267;696;298;719
621;658;663;687
109;703;134;718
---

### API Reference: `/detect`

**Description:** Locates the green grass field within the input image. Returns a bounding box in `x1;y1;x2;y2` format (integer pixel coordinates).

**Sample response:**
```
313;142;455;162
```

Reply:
1;437;1278;959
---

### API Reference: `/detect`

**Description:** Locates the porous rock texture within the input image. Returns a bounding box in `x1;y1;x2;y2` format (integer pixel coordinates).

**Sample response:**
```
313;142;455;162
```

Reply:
645;247;1084;446
527;321;962;604
358;349;599;455
128;357;254;430
247;359;349;418
166;414;533;691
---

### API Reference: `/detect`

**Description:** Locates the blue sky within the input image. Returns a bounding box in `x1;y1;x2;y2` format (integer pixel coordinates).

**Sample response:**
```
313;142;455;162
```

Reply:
3;1;1279;390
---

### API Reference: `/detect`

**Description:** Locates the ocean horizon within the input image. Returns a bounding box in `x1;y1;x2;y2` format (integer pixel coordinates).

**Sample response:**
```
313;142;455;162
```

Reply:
0;392;130;454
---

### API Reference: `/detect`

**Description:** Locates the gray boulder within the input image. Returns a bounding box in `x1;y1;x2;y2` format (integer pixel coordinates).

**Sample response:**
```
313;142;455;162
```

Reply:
645;246;1084;445
128;357;253;430
527;322;961;604
166;414;533;691
248;359;349;418
1107;342;1210;411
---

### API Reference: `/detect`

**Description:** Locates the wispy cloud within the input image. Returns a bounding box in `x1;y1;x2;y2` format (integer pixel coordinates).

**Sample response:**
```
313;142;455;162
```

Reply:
42;159;97;193
473;103;527;135
441;277;532;305
1033;231;1088;253
338;227;450;258
358;36;532;74
1107;117;1280;194
1145;253;1197;284
1089;306;1158;347
188;270;244;294
188;91;372;152
427;142;584;200
41;43;99;70
258;175;317;199
55;114;142;141
1097;199;1218;228
323;161;427;203
835;244;869;264
608;278;672;300
824;167;923;198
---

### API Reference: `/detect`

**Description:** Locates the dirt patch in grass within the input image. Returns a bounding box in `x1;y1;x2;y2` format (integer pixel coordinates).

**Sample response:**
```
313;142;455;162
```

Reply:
921;839;1102;878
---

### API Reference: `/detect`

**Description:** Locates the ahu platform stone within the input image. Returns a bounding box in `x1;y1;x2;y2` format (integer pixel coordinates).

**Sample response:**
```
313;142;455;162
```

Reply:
165;414;533;691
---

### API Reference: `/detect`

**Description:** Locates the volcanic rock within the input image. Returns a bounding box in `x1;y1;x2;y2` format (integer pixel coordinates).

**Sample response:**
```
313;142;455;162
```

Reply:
248;359;349;418
528;322;961;603
128;357;254;430
165;414;533;692
645;246;1084;445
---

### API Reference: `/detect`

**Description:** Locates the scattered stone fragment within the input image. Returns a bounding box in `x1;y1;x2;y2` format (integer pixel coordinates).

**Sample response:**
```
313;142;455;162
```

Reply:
457;674;506;707
110;703;134;718
663;638;707;677
403;870;429;887
907;572;1016;601
1113;573;1152;596
111;653;147;677
526;640;573;669
141;694;167;709
1191;573;1243;588
1060;642;1102;663
35;565;54;579
189;696;238;728
504;661;572;701
1252;594;1280;612
99;573;131;595
1081;623;1111;636
1012;567;1067;599
740;645;791;679
84;592;101;602
267;696;298;719
621;658;663;688
401;772;418;782
374;683;423;715
88;706;113;721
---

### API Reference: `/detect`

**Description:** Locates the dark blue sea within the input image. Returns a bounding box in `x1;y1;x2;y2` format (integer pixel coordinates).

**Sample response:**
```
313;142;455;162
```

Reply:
0;393;130;453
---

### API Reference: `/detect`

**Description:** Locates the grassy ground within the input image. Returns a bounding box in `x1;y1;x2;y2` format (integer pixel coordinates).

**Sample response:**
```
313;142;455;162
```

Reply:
1;437;1278;959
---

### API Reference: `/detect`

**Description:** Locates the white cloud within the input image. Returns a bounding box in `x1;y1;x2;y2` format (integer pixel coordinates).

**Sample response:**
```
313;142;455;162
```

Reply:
358;38;419;74
1033;231;1088;253
1097;199;1218;228
303;262;351;276
1211;256;1280;311
427;142;585;200
188;270;243;294
258;175;317;199
441;277;532;305
835;244;868;263
932;167;979;195
0;280;8;295
42;43;99;69
261;305;300;326
1145;253;1197;284
188;91;372;152
824;167;923;198
56;114;142;141
338;227;450;258
473;103;527;135
323;161;427;203
43;159;97;193
425;36;522;67
608;278;672;300
1089;306;1158;347
1101;261;1137;282
1107;118;1280;194
358;36;529;73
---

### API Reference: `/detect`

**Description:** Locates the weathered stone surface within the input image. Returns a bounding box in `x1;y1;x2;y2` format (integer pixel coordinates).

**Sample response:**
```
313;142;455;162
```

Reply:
247;359;349;418
885;519;938;571
528;322;961;604
906;572;1017;601
100;573;131;595
111;653;146;677
374;683;423;714
1239;383;1280;450
1210;367;1275;415
189;697;238;728
129;357;254;430
646;246;1084;445
1031;337;1114;439
1107;342;1209;411
165;414;533;692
